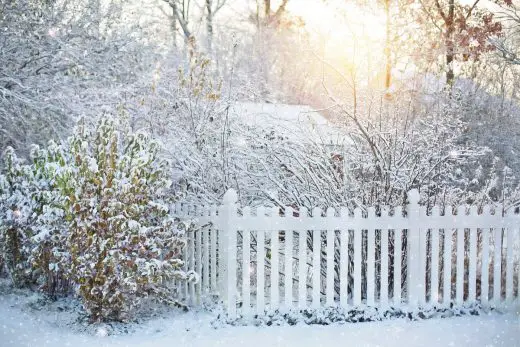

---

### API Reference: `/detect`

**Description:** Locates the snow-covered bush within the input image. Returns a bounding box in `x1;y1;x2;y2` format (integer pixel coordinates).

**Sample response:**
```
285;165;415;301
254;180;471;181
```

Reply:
62;118;190;322
0;143;70;294
27;143;71;297
140;53;230;204
0;147;37;287
0;0;156;158
0;118;193;322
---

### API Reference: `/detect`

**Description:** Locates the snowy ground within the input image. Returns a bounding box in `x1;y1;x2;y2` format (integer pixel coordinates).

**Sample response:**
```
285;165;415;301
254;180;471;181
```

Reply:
1;290;519;347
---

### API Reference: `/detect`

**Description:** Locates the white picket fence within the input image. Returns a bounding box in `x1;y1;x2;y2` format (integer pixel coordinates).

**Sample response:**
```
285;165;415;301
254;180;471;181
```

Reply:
173;189;520;318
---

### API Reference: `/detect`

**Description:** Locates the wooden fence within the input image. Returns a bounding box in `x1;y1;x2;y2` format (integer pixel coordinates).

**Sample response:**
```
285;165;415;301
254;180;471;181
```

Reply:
173;189;520;318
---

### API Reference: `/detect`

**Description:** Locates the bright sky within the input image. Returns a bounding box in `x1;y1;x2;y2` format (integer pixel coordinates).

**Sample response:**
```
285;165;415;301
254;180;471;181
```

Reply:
286;0;387;84
288;0;386;40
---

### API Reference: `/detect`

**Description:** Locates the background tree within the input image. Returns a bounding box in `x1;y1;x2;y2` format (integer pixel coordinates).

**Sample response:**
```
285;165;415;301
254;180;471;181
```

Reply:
162;0;195;48
0;0;153;157
414;0;502;85
205;0;227;52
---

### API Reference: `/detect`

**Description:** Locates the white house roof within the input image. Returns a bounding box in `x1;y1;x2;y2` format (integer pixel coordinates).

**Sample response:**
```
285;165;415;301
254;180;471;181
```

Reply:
230;102;348;146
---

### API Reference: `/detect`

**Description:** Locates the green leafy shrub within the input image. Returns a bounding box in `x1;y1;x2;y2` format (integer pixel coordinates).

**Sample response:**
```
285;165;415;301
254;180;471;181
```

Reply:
0;143;70;294
0;147;40;287
63;119;189;322
0;118;191;322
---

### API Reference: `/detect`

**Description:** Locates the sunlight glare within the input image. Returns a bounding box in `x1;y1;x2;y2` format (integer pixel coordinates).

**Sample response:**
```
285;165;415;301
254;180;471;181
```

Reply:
288;0;389;86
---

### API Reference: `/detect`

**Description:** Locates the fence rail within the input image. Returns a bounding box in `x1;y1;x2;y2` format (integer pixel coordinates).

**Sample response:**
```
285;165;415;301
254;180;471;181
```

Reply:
174;189;520;318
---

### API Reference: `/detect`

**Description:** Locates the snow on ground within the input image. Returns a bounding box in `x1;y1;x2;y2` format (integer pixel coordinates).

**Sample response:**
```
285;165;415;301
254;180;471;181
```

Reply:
1;289;519;347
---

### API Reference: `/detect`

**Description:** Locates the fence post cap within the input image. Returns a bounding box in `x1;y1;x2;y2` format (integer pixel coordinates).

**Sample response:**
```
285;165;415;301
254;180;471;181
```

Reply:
407;189;420;205
222;189;238;205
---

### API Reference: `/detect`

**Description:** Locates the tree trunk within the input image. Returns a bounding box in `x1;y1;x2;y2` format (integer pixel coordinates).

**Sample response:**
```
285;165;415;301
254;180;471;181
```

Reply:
206;0;213;53
384;0;391;91
172;0;178;48
446;0;455;86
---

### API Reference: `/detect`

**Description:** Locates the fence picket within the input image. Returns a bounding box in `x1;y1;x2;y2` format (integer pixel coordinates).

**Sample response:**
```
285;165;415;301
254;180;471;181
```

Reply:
407;190;421;305
326;207;335;307
353;208;362;306
481;223;490;304
285;226;294;309
394;206;403;306
367;207;376;306
298;208;308;309
326;230;335;306
493;227;502;304
223;192;238;318
456;226;464;305
394;230;402;305
381;226;389;307
188;238;195;303
456;206;466;305
340;223;349;308
271;206;280;311
443;227;452;305
312;210;321;308
242;207;251;317
203;207;210;297
256;207;266;315
181;203;188;302
506;226;514;302
196;226;202;304
210;205;218;293
419;206;427;305
188;206;195;305
430;206;440;304
193;205;201;304
468;206;478;303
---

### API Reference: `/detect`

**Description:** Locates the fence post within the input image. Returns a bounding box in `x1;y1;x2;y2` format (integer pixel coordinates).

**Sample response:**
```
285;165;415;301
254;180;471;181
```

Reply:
407;189;422;307
219;189;238;318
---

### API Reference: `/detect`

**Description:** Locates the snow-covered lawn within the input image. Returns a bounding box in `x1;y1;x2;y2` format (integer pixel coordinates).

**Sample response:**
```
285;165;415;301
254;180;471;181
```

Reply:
1;292;519;347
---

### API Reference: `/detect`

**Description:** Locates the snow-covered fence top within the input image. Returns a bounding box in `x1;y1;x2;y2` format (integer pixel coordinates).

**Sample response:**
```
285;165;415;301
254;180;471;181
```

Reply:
173;190;520;319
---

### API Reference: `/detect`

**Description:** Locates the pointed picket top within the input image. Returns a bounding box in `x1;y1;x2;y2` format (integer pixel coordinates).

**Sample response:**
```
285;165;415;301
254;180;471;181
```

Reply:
270;206;279;217
431;205;440;217
456;205;466;217
394;206;403;218
354;207;363;219
407;189;420;205
367;206;376;218
326;207;335;217
482;204;493;216
380;206;389;217
445;205;454;216
243;206;252;217
340;207;350;218
222;189;238;205
469;205;478;216
299;206;308;218
312;207;322;218
257;206;266;217
285;206;295;217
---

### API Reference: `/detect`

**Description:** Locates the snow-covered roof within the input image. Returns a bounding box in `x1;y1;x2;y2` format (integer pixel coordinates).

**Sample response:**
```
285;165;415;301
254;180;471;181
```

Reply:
231;102;348;147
